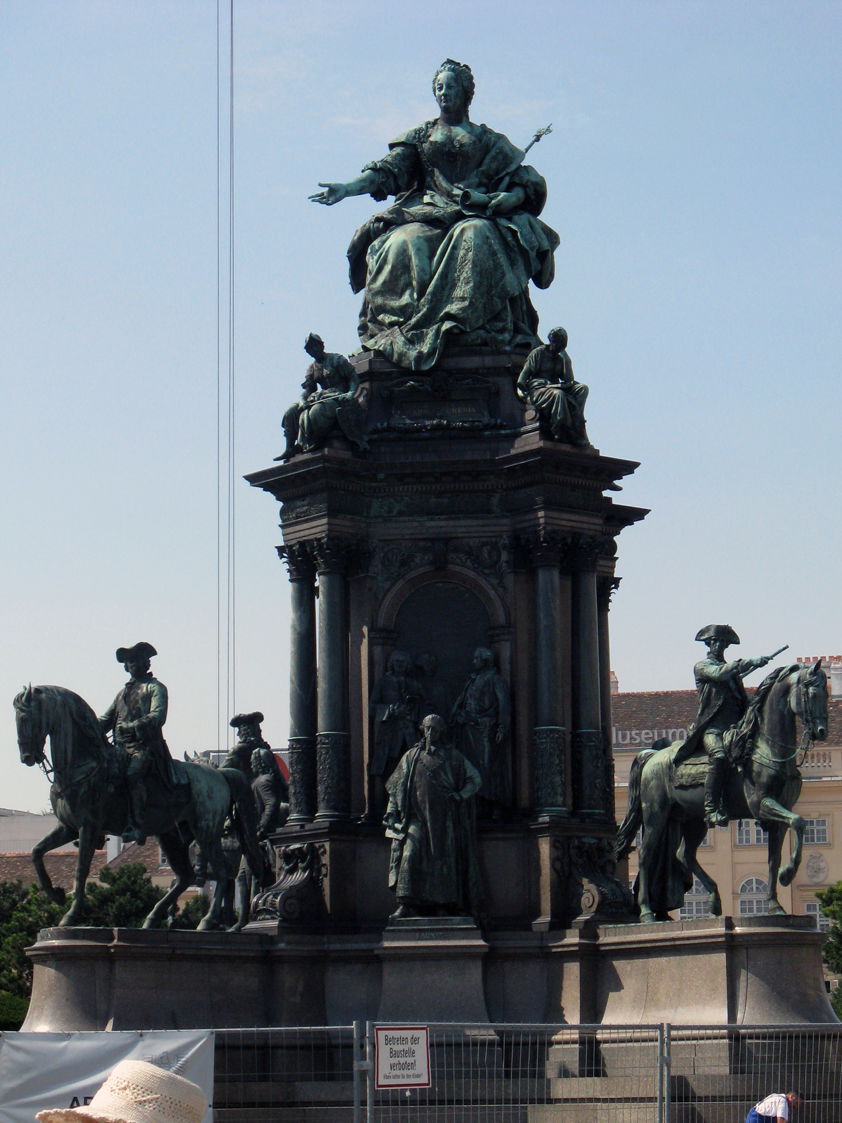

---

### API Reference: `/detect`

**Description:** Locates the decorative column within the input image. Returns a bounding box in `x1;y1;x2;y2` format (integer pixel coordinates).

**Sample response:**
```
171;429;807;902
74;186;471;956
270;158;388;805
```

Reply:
571;537;609;818
597;575;621;817
527;532;568;818
313;537;351;822
278;543;317;826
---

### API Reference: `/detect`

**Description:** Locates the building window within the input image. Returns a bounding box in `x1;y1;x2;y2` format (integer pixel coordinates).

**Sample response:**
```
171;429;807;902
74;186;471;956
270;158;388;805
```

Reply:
735;819;768;846
158;848;171;869
738;877;769;915
679;877;711;919
804;901;832;933
804;818;829;845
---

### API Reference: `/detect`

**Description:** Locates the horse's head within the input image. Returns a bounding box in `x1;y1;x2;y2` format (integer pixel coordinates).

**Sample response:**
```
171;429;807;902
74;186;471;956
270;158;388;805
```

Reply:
792;660;828;743
13;684;47;767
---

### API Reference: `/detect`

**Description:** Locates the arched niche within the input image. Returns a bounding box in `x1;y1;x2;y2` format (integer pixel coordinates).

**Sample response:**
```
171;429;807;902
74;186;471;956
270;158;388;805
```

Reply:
375;568;508;722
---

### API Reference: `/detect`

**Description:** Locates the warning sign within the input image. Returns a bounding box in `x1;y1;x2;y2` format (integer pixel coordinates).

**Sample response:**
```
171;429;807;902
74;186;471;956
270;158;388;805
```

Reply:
374;1025;431;1089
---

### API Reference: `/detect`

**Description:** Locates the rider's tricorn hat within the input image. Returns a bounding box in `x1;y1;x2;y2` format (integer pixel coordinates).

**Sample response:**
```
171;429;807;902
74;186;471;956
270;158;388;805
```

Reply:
115;642;157;664
230;711;264;728
695;624;740;646
35;1058;207;1123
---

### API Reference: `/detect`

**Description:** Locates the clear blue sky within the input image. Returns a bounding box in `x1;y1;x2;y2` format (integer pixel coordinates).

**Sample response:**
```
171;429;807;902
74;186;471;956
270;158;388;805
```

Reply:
2;1;841;812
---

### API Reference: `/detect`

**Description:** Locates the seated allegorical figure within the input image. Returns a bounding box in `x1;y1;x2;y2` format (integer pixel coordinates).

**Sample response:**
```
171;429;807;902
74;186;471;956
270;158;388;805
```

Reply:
310;59;559;372
517;327;591;447
278;333;369;460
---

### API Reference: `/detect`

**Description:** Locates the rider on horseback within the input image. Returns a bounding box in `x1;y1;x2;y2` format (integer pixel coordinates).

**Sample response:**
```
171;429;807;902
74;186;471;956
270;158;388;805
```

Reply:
99;642;175;845
680;625;772;829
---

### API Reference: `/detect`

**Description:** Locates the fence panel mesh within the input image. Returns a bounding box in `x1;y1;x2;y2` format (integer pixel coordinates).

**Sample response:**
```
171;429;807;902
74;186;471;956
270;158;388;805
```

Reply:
367;1023;662;1123
212;1022;842;1122
214;1025;360;1123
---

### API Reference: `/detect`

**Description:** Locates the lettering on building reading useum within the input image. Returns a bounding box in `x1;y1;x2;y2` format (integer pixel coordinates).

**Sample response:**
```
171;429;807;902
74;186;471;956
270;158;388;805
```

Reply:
612;726;688;748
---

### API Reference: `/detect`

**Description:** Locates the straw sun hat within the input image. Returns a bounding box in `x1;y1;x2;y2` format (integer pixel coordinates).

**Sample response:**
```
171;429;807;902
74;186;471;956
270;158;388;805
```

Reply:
36;1059;207;1123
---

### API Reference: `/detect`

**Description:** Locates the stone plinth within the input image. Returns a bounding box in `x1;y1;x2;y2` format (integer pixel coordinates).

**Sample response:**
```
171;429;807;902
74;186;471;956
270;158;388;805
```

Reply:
376;918;490;1022
24;915;836;1031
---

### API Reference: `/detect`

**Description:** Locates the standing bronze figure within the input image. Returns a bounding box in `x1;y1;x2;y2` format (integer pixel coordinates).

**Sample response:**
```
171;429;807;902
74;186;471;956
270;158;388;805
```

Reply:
384;714;484;920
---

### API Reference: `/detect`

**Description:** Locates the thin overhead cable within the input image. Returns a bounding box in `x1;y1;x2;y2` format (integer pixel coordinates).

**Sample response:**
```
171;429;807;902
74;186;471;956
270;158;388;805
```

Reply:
217;0;236;750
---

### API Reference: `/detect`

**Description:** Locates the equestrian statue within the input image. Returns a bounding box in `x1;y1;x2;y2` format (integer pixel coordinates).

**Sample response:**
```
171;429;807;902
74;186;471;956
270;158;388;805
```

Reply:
616;629;827;922
14;644;272;929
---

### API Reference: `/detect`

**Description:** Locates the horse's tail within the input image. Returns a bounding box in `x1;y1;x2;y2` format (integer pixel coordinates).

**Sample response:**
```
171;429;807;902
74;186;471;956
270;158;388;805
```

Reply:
615;749;656;860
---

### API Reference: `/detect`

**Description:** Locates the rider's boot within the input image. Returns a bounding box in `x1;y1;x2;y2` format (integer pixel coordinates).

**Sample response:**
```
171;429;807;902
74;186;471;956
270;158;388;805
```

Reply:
703;756;729;828
122;782;148;846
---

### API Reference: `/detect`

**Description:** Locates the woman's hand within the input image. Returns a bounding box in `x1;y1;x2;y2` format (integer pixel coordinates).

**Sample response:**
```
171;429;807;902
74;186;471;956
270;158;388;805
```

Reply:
486;187;526;215
309;182;350;206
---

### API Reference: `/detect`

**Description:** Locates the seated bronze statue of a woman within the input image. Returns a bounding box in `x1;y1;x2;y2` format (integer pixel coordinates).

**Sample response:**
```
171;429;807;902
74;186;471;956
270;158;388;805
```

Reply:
310;59;559;372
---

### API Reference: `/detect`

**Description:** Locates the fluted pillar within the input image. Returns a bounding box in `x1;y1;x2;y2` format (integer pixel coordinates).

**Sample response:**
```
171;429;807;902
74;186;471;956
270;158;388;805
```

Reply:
279;544;317;825
527;532;568;818
314;538;351;822
571;538;608;818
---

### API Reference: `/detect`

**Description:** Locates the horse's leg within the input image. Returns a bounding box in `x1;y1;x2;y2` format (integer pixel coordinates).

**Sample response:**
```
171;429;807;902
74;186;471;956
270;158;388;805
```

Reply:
143;830;193;928
31;822;77;906
684;821;721;916
56;821;103;927
759;796;804;909
196;840;229;931
636;809;664;923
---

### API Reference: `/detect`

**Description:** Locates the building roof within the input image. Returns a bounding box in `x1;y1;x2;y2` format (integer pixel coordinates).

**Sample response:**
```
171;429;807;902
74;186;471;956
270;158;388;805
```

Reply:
611;691;842;746
0;850;106;887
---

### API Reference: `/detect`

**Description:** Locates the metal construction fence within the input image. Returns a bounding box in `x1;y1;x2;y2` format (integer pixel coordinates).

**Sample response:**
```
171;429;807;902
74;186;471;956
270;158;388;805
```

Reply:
214;1022;842;1123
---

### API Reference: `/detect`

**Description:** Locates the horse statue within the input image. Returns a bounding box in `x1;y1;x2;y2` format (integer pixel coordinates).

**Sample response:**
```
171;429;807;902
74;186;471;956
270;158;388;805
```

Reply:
14;684;272;929
615;661;827;922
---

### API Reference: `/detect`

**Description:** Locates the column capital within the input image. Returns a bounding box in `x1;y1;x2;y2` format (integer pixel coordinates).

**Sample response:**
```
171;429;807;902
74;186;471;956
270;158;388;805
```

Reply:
569;534;602;572
597;575;621;611
277;542;316;582
517;529;570;567
312;536;354;575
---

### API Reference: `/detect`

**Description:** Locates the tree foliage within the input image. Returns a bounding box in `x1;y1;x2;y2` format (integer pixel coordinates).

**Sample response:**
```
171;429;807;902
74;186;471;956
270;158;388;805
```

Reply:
83;863;165;928
0;880;63;997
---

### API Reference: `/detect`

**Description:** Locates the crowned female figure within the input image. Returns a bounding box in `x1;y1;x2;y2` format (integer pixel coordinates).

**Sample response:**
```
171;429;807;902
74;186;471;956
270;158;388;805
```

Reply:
310;59;559;372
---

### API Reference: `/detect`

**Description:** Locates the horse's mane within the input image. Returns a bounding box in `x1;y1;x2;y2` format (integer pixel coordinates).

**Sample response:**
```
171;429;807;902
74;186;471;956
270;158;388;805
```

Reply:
729;664;798;763
18;685;112;757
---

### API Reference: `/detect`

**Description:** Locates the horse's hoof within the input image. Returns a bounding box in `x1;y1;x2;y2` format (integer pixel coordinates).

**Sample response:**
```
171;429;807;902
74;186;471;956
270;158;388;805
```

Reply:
711;896;722;917
767;901;786;916
49;887;67;906
639;910;657;924
779;867;795;887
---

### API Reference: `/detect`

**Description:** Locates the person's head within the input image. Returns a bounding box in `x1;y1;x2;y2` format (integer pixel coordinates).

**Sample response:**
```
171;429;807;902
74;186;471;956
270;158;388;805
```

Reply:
116;642;157;681
785;1091;802;1108
230;711;264;745
388;650;411;675
304;332;325;361
416;652;438;678
473;647;493;670
695;624;740;661
36;1058;207;1123
547;327;568;353
421;713;446;747
432;59;474;114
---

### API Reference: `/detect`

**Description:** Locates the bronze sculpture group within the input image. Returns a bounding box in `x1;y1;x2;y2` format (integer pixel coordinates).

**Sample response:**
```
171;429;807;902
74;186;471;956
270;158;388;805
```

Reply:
14;60;820;935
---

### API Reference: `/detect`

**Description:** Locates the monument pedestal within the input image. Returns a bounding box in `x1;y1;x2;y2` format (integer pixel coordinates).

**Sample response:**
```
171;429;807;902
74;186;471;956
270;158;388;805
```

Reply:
376;918;490;1023
23;916;836;1030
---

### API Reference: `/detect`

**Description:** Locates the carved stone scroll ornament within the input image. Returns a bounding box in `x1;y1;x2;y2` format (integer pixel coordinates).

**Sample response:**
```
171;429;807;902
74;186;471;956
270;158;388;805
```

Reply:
251;843;327;925
569;836;634;920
